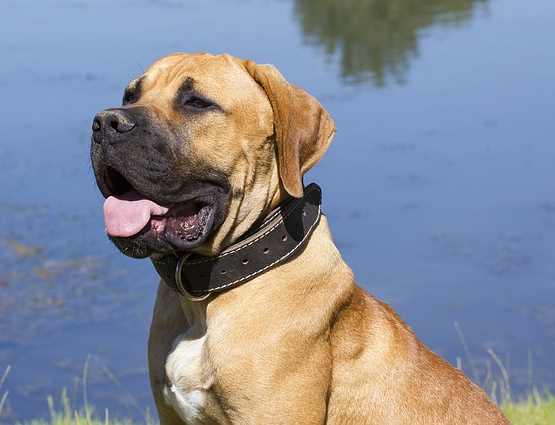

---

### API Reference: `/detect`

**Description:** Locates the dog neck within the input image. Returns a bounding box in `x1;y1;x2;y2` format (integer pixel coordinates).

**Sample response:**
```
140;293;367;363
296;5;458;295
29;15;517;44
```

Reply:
179;296;208;337
151;183;323;300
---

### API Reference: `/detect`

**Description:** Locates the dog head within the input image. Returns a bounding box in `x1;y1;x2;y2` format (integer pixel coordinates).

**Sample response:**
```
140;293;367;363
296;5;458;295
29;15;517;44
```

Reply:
91;53;335;258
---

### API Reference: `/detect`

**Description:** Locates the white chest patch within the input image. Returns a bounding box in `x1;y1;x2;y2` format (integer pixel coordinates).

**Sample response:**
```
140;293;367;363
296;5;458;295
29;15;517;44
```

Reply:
164;333;215;424
169;385;207;424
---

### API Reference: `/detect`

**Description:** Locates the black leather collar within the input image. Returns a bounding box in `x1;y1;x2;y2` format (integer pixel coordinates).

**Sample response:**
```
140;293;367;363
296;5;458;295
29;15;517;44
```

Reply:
151;183;322;300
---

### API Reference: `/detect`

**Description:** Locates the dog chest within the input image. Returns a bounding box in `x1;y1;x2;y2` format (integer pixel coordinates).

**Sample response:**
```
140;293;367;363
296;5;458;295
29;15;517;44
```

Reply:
163;333;226;424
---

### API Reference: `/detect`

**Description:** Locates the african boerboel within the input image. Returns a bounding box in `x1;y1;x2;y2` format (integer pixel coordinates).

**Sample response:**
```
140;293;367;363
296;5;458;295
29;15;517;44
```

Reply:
90;53;509;424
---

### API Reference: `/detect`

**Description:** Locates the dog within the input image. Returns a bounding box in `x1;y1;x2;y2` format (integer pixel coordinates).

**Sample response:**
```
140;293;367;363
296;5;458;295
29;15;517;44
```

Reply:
90;53;509;424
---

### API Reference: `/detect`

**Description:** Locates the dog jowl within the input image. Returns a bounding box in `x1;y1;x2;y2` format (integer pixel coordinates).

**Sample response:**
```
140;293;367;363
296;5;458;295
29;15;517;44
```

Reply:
90;77;238;257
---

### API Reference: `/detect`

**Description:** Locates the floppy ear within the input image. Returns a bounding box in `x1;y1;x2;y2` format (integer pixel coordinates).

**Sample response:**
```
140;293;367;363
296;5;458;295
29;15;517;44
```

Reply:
243;60;336;198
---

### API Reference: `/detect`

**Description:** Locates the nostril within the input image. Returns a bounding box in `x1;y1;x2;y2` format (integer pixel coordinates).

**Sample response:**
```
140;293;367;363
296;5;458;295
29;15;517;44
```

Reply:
119;120;135;133
111;114;135;134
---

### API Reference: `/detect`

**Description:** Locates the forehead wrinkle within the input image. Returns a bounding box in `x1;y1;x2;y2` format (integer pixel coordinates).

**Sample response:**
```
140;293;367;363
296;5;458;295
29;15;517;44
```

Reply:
183;63;256;107
166;56;191;85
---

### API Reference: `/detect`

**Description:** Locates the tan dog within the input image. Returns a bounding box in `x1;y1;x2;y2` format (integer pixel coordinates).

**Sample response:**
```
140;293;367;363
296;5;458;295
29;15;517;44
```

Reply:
90;53;509;424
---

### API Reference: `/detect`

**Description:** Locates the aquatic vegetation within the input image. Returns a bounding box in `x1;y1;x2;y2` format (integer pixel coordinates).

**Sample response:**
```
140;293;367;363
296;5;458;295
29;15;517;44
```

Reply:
5;240;43;258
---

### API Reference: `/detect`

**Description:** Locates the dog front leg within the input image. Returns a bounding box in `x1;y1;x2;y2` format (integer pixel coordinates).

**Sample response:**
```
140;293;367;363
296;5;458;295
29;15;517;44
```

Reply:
148;282;188;425
215;339;331;425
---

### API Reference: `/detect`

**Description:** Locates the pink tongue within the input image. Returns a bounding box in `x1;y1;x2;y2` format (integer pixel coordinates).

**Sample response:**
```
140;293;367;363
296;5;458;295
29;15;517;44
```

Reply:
103;191;169;237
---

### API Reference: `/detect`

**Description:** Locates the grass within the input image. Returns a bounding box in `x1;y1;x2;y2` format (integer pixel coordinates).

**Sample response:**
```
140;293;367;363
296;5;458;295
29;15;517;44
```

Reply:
18;389;137;425
0;366;9;421
502;392;555;425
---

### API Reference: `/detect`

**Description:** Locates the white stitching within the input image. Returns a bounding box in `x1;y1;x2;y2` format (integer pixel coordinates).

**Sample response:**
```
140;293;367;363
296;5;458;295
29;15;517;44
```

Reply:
189;205;321;294
185;186;319;265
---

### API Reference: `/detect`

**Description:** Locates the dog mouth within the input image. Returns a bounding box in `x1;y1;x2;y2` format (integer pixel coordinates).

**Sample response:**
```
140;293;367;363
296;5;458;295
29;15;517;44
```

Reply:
101;167;217;252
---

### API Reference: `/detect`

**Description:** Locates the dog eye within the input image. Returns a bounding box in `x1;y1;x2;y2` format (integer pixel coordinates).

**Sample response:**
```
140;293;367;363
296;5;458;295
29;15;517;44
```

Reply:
183;96;214;110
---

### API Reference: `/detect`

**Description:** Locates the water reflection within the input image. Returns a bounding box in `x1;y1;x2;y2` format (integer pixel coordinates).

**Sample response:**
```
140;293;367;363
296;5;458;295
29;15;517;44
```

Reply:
294;0;488;85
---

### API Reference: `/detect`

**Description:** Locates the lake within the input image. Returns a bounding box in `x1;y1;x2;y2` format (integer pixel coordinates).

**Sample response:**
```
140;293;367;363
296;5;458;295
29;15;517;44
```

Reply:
1;0;554;422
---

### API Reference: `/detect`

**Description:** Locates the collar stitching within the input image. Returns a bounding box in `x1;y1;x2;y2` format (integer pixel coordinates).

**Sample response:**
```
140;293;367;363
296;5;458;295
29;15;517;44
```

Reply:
188;205;321;294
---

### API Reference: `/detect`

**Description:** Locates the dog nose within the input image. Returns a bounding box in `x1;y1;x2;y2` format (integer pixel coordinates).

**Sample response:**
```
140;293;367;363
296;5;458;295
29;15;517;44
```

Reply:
92;109;136;143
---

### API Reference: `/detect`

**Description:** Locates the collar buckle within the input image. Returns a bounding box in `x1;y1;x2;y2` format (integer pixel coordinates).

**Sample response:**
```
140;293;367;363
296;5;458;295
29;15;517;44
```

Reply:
175;254;211;302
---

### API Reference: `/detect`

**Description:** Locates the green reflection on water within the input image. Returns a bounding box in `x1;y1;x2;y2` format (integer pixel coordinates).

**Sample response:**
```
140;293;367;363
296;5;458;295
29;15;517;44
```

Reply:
294;0;488;86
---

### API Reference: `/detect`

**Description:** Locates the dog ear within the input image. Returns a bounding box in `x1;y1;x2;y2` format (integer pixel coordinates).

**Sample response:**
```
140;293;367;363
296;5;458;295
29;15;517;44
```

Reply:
243;60;336;198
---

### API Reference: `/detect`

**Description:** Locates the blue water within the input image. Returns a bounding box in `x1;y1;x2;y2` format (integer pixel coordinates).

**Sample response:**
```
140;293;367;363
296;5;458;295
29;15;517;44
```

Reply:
1;0;554;422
